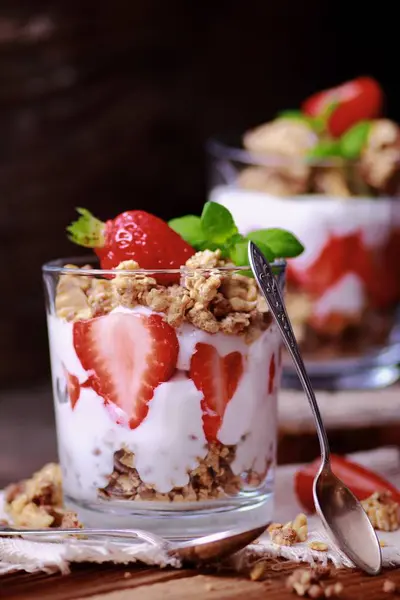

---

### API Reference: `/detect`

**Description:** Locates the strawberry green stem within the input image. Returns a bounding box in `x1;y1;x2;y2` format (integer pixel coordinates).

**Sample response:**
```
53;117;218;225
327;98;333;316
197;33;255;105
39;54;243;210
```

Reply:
67;208;106;248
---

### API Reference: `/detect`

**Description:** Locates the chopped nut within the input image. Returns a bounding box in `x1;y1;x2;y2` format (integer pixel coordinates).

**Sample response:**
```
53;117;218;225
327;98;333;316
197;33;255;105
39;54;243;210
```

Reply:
308;541;329;552
292;512;308;542
324;583;343;598
361;491;399;531
267;522;283;533
308;584;325;599
269;525;298;546
249;560;269;581
383;579;397;593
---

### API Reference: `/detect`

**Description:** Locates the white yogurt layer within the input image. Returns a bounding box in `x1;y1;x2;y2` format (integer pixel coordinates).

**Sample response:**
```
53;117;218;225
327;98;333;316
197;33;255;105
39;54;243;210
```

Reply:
48;307;280;499
313;273;366;319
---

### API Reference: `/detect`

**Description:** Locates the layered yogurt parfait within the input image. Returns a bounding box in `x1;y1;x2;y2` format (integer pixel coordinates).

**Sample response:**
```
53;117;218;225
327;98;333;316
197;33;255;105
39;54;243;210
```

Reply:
209;77;400;389
43;202;301;536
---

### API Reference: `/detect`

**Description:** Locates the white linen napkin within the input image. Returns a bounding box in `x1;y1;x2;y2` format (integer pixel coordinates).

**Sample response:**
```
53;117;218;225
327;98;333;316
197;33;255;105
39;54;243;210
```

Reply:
1;447;400;574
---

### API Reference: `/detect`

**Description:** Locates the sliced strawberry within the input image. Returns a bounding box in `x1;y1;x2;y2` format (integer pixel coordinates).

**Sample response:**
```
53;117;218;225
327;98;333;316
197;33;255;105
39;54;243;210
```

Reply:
268;354;276;394
67;208;195;284
63;366;80;409
73;312;179;428
190;343;243;442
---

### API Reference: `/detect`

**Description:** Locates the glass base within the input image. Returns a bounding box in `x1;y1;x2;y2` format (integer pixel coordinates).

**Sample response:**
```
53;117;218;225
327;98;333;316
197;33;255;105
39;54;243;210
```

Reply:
282;342;400;391
65;492;274;540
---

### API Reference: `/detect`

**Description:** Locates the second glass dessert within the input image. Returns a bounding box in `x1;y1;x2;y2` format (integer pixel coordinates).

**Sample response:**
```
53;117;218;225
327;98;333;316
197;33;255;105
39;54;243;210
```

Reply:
208;77;400;389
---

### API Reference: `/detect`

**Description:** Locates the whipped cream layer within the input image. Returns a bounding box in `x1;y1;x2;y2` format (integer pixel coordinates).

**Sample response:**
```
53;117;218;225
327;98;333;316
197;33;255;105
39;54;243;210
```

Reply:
48;307;280;501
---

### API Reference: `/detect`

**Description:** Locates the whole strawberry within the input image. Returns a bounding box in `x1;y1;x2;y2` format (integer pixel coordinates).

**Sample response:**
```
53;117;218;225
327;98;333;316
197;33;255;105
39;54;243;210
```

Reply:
67;208;195;281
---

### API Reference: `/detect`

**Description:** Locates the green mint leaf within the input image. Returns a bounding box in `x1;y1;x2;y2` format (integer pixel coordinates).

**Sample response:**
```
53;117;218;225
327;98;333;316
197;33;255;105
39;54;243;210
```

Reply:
168;215;205;247
67;208;105;248
247;229;304;258
230;240;274;266
340;121;371;160
307;139;342;160
201;201;238;244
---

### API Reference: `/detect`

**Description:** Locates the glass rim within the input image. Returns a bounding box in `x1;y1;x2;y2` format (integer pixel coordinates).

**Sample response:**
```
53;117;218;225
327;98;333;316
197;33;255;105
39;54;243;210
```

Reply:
42;255;287;276
206;135;361;168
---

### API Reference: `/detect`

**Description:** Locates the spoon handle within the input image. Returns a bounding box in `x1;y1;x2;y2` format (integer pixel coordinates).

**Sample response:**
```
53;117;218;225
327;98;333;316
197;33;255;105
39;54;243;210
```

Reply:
248;241;330;464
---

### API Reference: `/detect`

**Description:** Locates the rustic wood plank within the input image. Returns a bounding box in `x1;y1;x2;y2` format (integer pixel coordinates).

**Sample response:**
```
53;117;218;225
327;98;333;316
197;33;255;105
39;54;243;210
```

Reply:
2;562;400;600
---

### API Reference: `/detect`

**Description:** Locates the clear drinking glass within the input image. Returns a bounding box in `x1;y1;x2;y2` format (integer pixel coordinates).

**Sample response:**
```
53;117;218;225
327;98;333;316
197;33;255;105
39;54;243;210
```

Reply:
207;136;400;390
42;256;285;538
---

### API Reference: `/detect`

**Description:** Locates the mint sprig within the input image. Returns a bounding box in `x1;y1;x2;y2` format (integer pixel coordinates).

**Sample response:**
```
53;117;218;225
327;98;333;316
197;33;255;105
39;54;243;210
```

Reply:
168;201;304;267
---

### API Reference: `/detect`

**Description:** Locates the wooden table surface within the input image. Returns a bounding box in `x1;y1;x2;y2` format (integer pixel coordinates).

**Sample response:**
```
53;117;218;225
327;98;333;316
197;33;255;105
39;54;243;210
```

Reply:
2;561;400;600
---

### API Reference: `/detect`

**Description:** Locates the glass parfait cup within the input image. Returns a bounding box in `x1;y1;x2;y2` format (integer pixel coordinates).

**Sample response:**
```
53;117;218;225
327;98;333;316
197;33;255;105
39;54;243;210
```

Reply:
42;256;285;538
207;135;400;390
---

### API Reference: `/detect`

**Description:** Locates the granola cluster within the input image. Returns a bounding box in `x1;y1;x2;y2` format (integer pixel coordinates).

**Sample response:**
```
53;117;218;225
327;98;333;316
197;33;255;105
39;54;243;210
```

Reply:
241;117;400;197
361;491;399;531
267;513;308;546
98;443;264;502
55;250;272;340
4;463;82;529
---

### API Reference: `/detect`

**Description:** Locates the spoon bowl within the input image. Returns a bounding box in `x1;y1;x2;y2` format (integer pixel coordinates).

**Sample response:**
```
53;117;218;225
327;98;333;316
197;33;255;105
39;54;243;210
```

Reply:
314;466;381;575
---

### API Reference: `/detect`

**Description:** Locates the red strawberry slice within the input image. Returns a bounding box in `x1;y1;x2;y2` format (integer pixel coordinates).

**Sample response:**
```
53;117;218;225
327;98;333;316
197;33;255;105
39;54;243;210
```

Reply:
63;366;80;409
73;312;179;428
67;209;195;284
190;343;244;442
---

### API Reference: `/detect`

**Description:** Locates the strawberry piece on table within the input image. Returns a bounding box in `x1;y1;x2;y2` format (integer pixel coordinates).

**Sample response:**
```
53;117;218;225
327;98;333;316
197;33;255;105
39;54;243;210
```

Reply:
73;312;179;428
190;343;243;442
295;454;400;513
63;367;80;409
67;208;195;284
302;76;383;137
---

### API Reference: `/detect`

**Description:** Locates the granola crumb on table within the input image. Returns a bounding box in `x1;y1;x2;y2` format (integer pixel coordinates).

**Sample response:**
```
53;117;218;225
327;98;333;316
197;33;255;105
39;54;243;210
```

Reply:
4;463;82;529
286;567;343;598
54;250;272;339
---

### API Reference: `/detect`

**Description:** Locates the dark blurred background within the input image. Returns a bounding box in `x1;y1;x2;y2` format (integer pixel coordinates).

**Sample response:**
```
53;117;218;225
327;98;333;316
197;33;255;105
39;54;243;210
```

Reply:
1;1;399;388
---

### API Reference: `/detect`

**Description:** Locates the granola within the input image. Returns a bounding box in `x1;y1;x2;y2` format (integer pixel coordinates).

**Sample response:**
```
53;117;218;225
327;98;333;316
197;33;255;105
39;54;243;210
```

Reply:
54;250;272;339
267;513;308;546
361;491;399;531
98;442;265;502
4;463;82;529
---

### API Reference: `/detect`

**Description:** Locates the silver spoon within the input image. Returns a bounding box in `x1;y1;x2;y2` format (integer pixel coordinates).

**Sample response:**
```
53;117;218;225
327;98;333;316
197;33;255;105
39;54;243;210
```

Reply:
0;523;267;564
248;241;382;575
